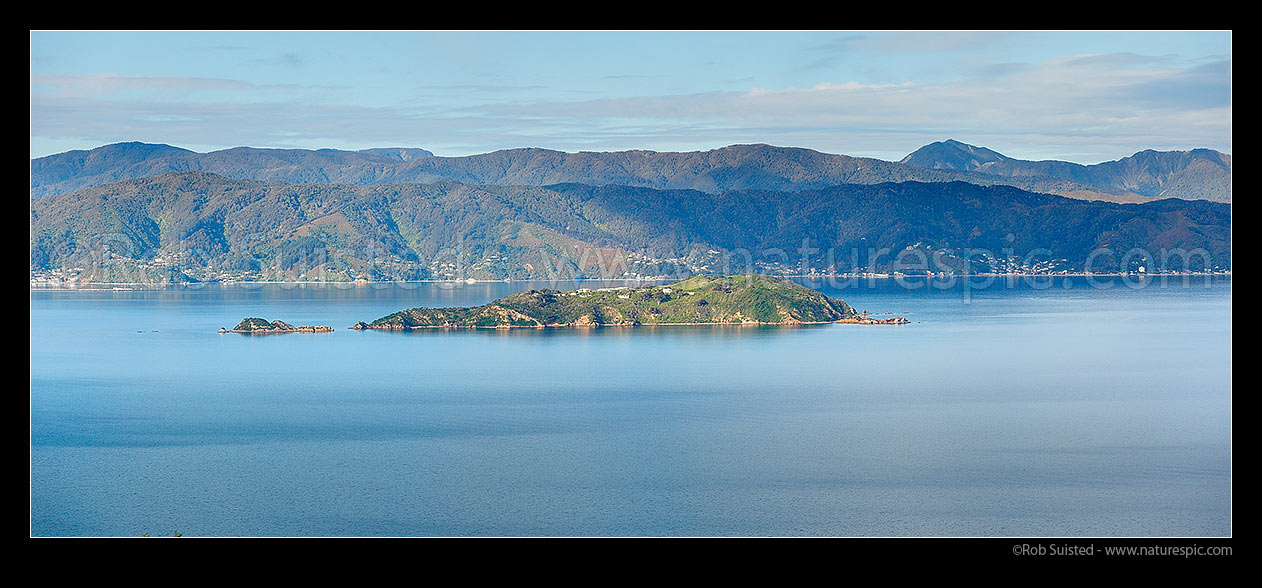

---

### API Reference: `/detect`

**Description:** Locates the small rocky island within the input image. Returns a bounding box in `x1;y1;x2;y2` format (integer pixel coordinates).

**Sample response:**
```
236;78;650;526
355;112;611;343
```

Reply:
351;274;909;330
221;318;334;334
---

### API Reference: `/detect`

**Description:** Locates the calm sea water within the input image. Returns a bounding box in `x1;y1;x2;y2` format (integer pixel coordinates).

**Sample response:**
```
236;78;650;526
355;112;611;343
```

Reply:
30;276;1232;537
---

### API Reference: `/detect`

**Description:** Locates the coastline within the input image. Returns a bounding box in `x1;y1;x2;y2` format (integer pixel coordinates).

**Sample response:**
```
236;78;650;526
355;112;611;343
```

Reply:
30;271;1232;291
351;317;910;330
224;327;334;334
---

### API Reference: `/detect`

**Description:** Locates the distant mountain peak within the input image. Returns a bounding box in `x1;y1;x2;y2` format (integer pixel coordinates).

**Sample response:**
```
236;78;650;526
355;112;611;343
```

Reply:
93;141;193;155
30;140;1231;203
900;140;1011;171
356;147;434;162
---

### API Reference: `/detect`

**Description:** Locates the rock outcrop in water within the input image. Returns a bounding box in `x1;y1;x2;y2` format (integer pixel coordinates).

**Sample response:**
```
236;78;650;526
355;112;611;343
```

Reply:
228;317;333;334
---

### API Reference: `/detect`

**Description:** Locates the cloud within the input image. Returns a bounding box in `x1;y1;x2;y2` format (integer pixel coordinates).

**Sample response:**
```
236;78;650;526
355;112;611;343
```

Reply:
601;74;670;80
186;45;250;52
451;53;1231;160
249;52;305;67
30;94;540;155
841;31;1013;53
972;62;1037;78
410;83;550;93
29;52;1231;163
1122;59;1231;109
800;31;1014;70
30;74;258;97
30;73;352;102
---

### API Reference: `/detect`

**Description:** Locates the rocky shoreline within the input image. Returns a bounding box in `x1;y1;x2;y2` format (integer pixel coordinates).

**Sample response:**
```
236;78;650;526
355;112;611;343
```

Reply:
347;317;910;330
236;276;914;333
220;318;333;334
348;275;913;330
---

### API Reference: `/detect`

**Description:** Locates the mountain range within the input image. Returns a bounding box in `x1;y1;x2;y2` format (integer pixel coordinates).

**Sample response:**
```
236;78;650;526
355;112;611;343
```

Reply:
901;139;1231;202
31;140;1231;203
30;171;1231;284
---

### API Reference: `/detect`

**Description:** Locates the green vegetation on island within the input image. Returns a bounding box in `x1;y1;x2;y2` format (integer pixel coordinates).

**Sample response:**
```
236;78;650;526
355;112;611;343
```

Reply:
353;275;907;329
223;317;333;334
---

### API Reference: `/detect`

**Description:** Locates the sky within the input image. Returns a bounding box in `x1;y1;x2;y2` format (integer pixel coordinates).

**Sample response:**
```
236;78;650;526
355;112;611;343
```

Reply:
29;30;1231;164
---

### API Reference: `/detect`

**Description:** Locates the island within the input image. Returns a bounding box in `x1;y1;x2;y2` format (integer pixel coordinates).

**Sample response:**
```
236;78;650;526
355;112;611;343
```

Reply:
221;318;334;334
351;274;909;330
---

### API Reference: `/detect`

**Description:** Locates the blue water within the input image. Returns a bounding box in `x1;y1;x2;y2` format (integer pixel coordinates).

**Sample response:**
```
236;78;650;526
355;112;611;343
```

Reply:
30;276;1232;537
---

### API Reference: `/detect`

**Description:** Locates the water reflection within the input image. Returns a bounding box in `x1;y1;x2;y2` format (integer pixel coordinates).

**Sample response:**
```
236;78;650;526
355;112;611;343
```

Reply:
368;322;832;340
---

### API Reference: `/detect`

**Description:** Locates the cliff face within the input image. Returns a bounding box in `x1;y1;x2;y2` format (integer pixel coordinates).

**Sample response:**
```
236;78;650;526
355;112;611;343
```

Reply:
362;275;861;329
